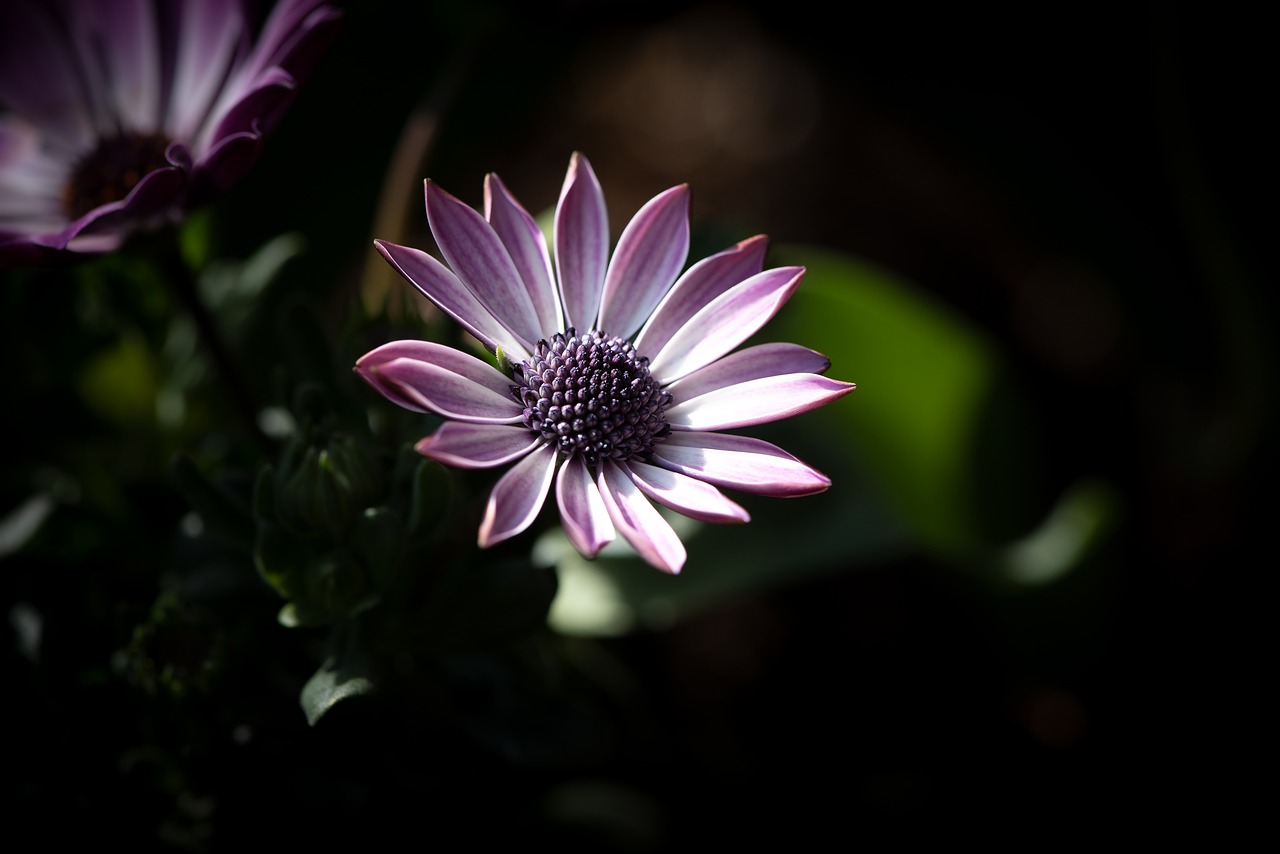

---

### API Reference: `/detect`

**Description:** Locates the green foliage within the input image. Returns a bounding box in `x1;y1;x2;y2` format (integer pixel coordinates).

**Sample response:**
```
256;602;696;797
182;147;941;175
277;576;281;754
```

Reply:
772;245;1009;553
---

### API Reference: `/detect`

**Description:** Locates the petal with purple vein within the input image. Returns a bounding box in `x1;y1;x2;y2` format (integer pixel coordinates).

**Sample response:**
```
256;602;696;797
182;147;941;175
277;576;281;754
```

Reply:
479;444;557;546
485;172;561;335
355;341;523;423
634;234;768;358
556;456;616;558
664;342;831;401
599;461;686;574
598;184;689;340
649;266;805;384
554;152;608;332
621;460;749;524
651;431;830;497
375;240;531;362
666;374;856;430
426;181;543;348
415;422;540;469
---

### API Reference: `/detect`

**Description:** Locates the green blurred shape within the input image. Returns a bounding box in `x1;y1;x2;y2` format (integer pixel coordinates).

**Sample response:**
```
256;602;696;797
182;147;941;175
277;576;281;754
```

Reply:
995;477;1119;586
772;245;1004;554
78;329;159;426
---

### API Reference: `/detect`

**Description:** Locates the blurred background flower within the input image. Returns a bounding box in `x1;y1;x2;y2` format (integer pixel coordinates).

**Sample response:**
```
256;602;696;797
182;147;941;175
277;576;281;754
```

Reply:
0;0;340;265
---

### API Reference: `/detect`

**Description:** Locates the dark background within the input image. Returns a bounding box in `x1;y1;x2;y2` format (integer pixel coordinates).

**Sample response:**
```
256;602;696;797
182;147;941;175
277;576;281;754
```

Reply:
6;0;1269;847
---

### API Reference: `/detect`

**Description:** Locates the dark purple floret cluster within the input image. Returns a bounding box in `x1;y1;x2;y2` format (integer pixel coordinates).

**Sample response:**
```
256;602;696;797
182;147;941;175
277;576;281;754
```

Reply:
512;328;672;466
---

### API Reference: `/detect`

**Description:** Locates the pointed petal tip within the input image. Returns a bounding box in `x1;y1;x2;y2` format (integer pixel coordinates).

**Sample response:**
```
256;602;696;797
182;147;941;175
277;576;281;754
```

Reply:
567;151;597;180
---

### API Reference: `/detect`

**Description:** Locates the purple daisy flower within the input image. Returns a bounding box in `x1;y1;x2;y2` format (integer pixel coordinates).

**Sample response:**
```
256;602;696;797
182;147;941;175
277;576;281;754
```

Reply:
357;153;855;574
0;0;340;266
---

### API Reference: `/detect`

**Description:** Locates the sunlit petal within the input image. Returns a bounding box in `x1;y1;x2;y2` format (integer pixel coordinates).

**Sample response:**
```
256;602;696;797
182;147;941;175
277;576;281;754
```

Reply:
486;172;561;335
375;239;532;363
427;180;543;349
598;184;689;340
556;456;616;558
415;422;541;469
666;342;831;400
479;445;557;547
356;340;523;424
621;460;749;524
634;234;768;358
554;151;608;331
667;374;856;430
599;461;686;574
648;266;805;384
651;432;831;497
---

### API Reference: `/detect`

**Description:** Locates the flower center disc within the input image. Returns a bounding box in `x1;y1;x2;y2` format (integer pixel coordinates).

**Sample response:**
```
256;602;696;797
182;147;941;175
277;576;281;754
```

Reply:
63;131;173;220
513;328;672;466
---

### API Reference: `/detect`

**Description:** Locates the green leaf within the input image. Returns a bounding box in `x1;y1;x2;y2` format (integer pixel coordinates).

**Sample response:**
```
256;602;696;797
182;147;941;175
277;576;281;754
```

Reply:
299;623;376;726
771;244;1032;554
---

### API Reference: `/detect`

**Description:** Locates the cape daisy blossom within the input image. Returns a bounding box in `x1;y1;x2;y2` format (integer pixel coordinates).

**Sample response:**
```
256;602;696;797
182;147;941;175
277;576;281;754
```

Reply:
0;0;340;266
357;153;855;574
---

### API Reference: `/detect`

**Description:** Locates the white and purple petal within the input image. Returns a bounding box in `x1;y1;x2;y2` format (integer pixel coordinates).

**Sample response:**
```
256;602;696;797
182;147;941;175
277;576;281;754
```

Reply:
375;239;532;362
634;234;768;359
666;373;856;431
650;431;831;497
165;0;245;142
415;422;540;469
426;181;543;350
231;0;342;92
479;444;558;547
201;66;296;149
664;342;831;400
485;172;561;336
555;456;616;558
597;184;690;341
620;460;749;524
554;152;608;332
598;461;686;574
355;340;523;424
0;117;69;228
648;266;805;384
69;0;161;134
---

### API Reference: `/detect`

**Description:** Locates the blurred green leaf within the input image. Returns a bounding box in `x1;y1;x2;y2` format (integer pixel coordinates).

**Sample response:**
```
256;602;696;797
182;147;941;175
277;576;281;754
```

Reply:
772;244;1026;554
78;329;158;426
994;477;1121;586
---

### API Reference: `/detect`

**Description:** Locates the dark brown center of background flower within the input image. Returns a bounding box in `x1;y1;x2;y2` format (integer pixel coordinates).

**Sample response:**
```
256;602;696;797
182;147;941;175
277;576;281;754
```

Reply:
512;328;672;467
62;131;173;220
